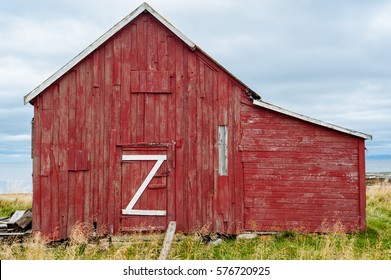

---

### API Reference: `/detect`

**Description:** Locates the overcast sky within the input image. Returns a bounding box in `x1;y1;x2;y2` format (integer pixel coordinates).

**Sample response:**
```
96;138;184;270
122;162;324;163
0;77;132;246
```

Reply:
1;0;390;163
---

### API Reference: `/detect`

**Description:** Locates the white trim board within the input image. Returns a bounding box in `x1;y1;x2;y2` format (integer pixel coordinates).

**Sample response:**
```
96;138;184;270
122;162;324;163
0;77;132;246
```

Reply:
253;100;372;140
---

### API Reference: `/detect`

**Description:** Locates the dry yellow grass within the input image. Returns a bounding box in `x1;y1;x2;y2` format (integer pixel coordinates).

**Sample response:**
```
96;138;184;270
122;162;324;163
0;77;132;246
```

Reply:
1;184;390;260
0;193;32;204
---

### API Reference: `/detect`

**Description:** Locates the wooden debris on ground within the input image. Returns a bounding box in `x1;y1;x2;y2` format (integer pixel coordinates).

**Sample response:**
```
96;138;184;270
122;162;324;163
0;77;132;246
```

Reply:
0;209;32;238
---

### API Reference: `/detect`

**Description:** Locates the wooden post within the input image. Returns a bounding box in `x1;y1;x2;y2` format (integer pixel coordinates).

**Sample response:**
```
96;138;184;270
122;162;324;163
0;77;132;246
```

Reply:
158;221;176;260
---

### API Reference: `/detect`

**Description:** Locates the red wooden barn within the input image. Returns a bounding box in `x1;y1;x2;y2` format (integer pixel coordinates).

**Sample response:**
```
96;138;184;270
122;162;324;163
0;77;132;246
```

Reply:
24;3;372;240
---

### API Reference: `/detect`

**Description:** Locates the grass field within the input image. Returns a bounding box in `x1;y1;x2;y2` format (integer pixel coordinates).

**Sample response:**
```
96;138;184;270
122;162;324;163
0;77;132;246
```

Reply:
0;184;390;260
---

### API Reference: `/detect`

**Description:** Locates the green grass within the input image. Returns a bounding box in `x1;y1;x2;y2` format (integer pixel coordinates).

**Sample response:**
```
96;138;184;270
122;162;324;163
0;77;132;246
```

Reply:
1;187;390;260
0;194;32;217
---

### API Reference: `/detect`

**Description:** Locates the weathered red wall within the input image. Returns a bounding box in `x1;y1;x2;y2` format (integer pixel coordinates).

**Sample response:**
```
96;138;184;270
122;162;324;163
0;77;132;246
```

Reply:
240;102;366;232
31;12;366;240
32;12;245;240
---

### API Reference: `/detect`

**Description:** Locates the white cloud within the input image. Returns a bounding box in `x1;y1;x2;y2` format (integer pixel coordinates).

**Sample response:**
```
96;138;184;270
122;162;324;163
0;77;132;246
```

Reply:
0;15;102;57
0;56;50;96
369;3;391;37
0;134;31;142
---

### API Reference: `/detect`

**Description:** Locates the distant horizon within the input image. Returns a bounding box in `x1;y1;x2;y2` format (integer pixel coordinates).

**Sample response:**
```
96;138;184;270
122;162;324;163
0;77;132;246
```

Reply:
366;154;391;159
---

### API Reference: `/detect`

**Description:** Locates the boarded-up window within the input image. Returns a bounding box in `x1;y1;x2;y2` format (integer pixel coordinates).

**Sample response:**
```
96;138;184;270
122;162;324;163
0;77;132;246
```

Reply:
218;125;228;176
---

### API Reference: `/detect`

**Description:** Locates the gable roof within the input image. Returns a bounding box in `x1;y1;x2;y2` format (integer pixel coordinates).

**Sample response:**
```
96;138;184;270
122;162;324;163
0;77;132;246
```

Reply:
24;2;372;141
23;2;255;105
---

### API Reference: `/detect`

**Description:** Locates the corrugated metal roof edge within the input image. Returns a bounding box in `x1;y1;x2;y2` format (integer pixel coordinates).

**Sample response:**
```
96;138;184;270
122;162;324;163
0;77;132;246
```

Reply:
253;100;372;140
23;2;255;104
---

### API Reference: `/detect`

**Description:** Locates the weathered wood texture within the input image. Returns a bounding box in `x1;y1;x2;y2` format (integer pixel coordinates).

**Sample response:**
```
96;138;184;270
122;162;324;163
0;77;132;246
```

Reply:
31;13;244;239
31;11;367;240
240;103;366;232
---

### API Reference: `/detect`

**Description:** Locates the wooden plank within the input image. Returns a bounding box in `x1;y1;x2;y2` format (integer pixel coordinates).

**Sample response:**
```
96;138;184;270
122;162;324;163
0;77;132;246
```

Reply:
32;97;41;234
144;93;155;142
113;34;122;85
75;62;86;225
233;85;246;233
121;25;132;143
58;74;70;239
112;55;122;232
147;18;157;71
8;211;25;226
175;44;186;231
130;24;138;70
15;209;32;229
95;48;105;234
102;41;114;233
204;63;215;230
244;181;360;192
67;70;77;235
50;84;60;239
358;139;366;230
138;16;147;71
158;26;168;72
158;221;176;260
108;130;117;231
217;74;228;124
84;56;94;225
195;58;203;228
133;93;144;143
186;49;197;230
166;35;176;225
40;96;53;236
93;50;100;88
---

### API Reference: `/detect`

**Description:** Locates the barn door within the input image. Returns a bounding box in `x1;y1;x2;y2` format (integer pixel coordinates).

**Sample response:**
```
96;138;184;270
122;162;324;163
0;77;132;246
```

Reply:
120;145;171;231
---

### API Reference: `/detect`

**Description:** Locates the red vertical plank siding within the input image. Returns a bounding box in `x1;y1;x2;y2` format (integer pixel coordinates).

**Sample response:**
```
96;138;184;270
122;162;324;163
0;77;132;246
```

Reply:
31;12;368;239
232;84;244;233
75;63;86;225
215;73;230;232
108;130;117;233
84;56;93;224
96;47;105;233
40;100;53;236
122;23;133;144
195;58;203;228
241;105;362;232
187;49;198;230
205;64;216;230
174;43;185;231
32;99;41;234
358;140;366;230
50;85;60;239
58;74;70;239
67;70;76;234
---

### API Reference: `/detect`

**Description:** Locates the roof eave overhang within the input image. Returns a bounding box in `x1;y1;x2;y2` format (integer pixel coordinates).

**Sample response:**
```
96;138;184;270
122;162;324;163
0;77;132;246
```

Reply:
253;100;373;140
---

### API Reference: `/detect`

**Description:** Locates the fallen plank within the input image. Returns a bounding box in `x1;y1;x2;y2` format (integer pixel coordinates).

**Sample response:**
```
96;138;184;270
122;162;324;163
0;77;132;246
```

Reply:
7;211;26;226
16;209;32;229
158;221;176;260
0;230;32;237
